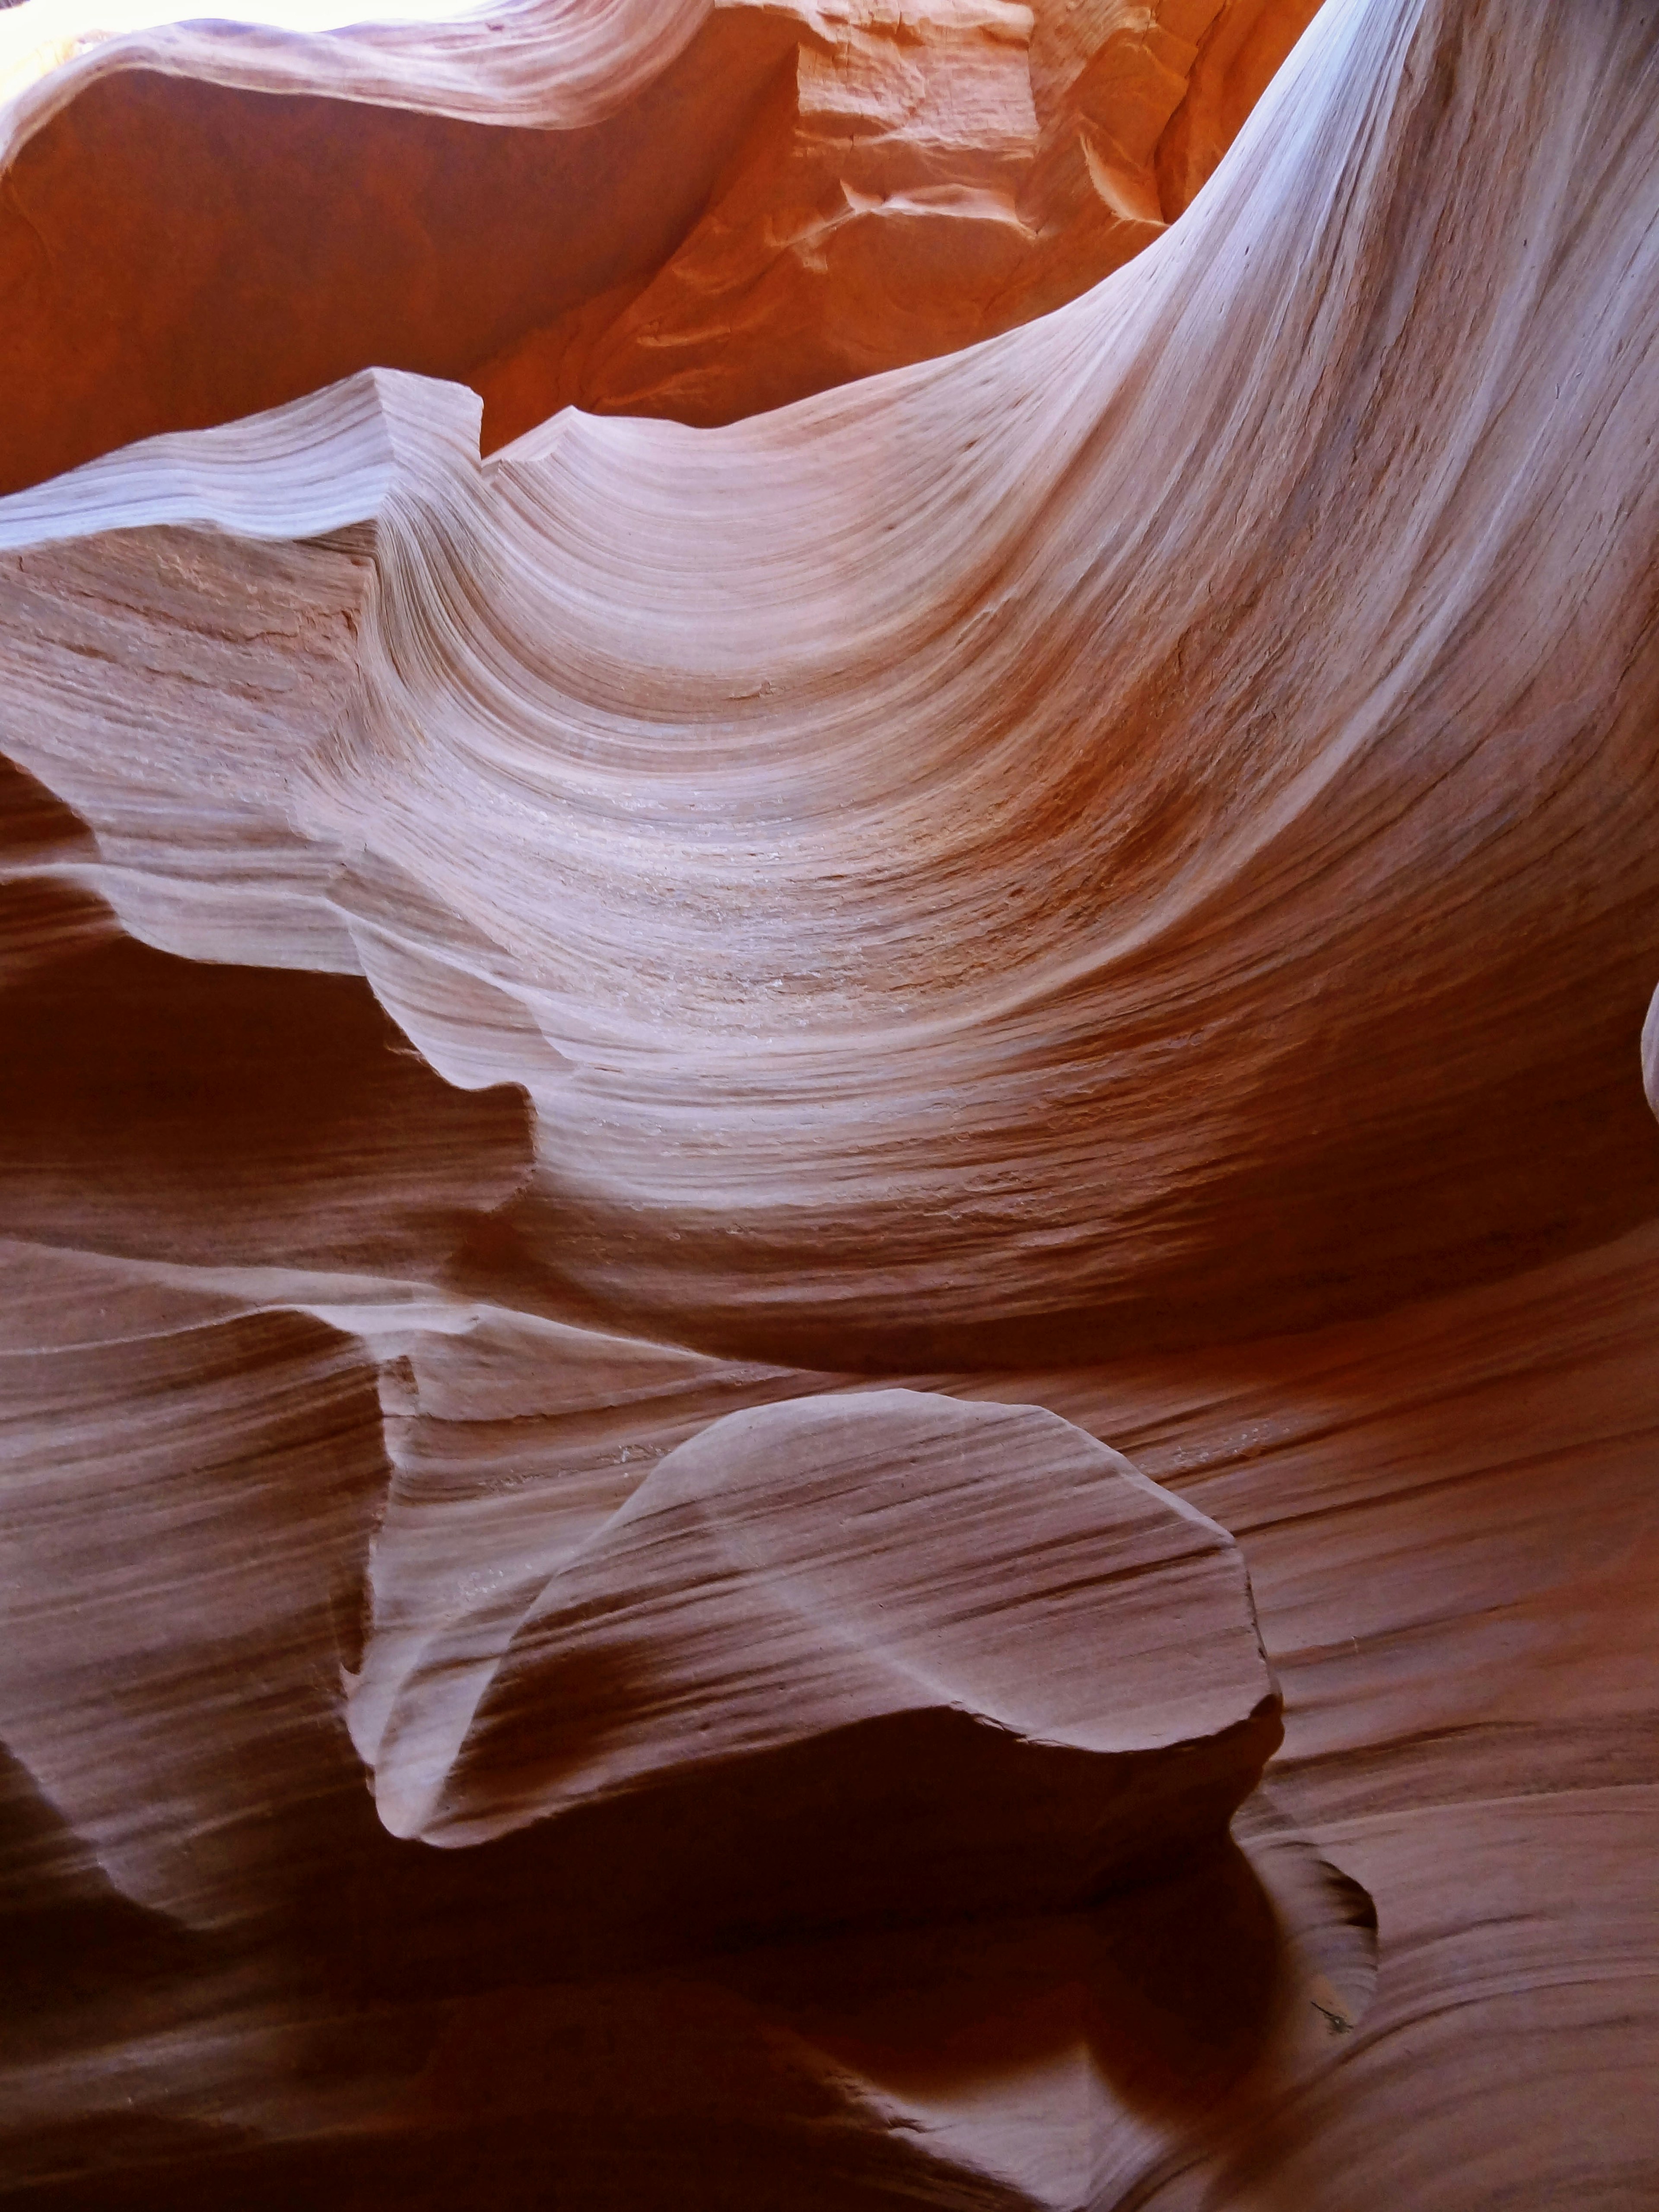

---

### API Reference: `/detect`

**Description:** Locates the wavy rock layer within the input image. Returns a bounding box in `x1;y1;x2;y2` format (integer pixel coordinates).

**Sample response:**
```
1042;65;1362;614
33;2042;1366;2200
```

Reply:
3;0;1659;2205
6;0;1659;1365
368;1390;1281;1904
6;1209;1658;2207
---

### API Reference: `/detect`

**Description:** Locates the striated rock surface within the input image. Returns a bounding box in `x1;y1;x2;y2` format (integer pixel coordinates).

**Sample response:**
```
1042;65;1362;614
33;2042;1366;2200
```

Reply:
3;0;1659;2204
6;0;1659;1367
364;1391;1281;1917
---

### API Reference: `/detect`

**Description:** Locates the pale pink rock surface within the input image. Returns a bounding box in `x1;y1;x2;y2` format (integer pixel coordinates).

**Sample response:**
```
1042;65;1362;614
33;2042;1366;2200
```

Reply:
6;0;1658;1367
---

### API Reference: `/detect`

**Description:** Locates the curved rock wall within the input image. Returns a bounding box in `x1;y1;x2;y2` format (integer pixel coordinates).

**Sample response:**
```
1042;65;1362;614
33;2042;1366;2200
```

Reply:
0;0;1322;486
2;0;1657;2206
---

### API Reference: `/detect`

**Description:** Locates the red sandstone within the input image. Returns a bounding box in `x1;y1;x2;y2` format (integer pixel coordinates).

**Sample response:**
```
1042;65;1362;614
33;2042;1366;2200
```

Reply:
1;0;1657;2205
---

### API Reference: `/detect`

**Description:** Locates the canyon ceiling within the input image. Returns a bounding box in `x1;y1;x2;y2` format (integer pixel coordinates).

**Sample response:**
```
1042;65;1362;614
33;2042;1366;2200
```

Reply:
1;0;1657;2206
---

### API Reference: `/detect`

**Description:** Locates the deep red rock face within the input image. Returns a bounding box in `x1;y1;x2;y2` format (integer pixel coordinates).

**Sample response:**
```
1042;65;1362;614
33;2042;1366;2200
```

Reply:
0;25;797;490
3;0;1659;2206
0;0;1322;489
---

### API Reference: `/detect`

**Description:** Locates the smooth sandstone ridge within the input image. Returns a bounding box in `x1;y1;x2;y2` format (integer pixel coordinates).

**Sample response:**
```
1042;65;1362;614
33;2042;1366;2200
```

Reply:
2;0;1659;2205
363;1392;1281;1915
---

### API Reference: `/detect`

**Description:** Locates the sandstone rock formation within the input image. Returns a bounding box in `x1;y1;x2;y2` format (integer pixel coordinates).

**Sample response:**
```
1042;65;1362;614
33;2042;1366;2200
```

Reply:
362;1391;1281;1910
0;0;1322;486
3;0;1659;2204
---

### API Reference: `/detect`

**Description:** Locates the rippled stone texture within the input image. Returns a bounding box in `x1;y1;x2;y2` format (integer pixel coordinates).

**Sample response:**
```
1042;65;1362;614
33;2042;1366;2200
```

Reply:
2;0;1658;2205
363;1392;1281;1920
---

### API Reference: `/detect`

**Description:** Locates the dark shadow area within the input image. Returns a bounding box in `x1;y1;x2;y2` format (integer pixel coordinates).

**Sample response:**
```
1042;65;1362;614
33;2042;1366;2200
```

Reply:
0;2110;1028;2212
727;1835;1289;2122
0;1740;218;2059
0;881;531;1278
0;754;94;862
304;1699;1278;2001
0;1821;1298;2210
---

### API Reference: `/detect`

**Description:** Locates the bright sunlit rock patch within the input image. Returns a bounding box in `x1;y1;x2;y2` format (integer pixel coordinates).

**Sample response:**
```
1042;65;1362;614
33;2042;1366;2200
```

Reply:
0;0;477;104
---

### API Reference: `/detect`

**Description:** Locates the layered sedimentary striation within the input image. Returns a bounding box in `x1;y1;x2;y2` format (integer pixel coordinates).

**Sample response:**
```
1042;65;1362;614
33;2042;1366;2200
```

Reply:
6;0;1659;1366
364;1390;1281;1900
3;0;1659;2204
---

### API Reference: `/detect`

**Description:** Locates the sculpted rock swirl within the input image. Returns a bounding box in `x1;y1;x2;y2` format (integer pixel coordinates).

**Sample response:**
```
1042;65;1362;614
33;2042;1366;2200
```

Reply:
0;0;1656;2207
6;0;1659;1367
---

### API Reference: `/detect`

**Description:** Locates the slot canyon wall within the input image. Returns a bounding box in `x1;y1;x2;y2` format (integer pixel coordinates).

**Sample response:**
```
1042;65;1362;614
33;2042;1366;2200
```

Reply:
2;0;1658;2205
